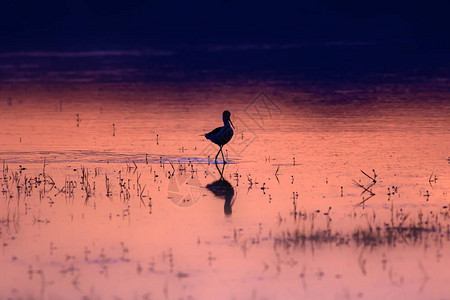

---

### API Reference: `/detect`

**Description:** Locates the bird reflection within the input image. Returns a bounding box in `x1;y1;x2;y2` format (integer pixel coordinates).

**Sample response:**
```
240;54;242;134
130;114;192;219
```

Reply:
206;178;235;215
206;151;235;215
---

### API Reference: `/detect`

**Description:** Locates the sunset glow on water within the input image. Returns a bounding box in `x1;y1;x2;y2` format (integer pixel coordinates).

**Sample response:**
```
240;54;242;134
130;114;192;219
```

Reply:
0;76;449;299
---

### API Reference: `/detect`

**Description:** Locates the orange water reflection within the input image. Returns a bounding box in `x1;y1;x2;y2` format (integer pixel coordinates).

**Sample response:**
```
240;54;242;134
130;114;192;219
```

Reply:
0;82;449;299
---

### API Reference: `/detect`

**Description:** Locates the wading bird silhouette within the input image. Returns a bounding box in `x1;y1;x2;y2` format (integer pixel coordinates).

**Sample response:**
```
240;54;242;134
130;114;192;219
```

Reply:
205;110;234;164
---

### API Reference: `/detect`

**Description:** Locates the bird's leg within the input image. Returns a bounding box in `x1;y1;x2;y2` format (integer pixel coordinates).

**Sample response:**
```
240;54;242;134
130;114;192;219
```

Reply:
220;161;225;177
215;160;224;179
215;146;221;163
220;146;226;164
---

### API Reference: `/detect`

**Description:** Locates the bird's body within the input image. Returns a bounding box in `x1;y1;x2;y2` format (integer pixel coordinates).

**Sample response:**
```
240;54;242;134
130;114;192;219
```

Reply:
205;123;233;147
205;110;234;163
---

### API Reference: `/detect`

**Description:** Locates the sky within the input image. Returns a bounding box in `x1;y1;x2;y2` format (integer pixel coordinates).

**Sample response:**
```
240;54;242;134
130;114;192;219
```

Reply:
0;0;448;51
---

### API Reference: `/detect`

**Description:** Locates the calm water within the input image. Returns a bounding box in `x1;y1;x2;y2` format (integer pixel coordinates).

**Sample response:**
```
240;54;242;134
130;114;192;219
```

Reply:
0;49;450;299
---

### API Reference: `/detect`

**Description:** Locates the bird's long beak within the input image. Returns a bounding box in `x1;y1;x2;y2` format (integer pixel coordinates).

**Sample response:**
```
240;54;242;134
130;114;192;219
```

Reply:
229;118;235;129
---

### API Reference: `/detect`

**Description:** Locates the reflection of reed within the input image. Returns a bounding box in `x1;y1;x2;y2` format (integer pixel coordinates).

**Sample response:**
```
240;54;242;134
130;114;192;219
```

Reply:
274;209;450;249
80;166;92;203
353;169;377;206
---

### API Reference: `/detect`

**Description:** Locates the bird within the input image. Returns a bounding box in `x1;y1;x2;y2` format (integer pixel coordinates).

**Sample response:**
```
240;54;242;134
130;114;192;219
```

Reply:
205;110;234;164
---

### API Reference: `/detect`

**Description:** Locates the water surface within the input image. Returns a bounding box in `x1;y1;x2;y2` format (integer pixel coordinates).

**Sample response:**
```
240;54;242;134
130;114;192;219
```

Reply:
0;56;449;299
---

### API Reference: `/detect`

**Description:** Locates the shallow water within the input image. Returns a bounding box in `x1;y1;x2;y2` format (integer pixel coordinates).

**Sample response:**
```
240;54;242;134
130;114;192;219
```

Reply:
0;80;449;299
